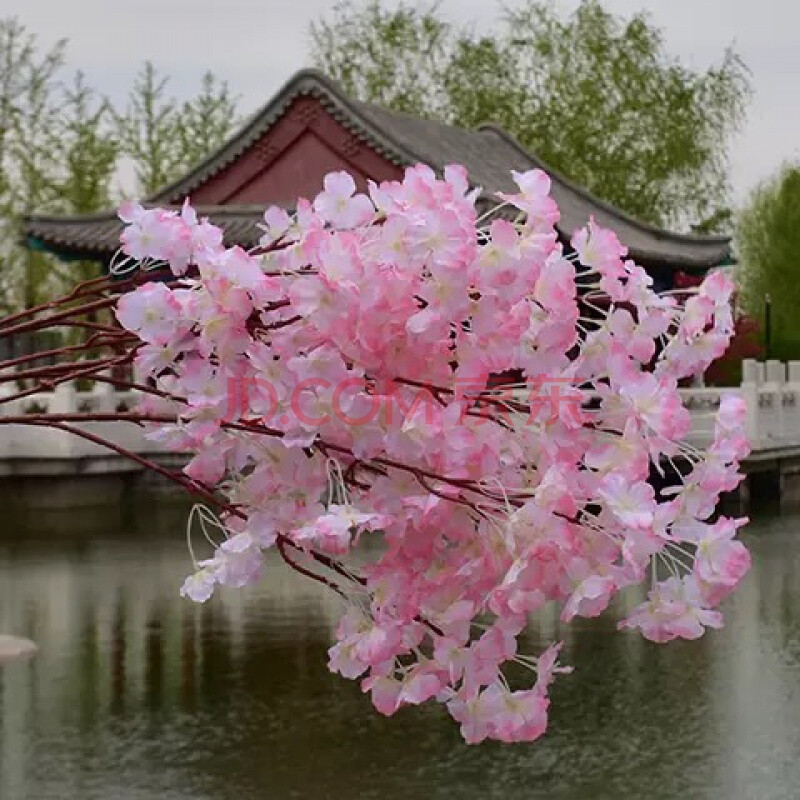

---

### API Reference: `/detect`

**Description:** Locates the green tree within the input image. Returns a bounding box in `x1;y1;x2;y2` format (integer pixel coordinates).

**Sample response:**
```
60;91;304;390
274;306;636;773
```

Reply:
56;73;119;215
115;61;181;196
738;164;800;359
50;72;119;290
116;62;239;195
0;17;67;312
311;1;452;117
0;18;117;312
0;21;238;313
311;0;750;229
175;71;238;172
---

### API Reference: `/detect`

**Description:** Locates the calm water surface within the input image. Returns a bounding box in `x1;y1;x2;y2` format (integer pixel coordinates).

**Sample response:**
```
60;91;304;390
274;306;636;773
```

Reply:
1;503;799;800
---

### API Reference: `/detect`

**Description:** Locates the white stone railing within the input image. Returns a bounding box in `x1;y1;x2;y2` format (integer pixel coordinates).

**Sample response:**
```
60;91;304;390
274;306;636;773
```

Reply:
3;360;800;469
679;385;727;447
680;359;800;452
0;378;139;417
0;380;168;473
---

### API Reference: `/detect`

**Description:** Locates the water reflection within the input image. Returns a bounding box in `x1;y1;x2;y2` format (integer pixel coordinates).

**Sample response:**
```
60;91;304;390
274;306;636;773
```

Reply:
1;504;799;799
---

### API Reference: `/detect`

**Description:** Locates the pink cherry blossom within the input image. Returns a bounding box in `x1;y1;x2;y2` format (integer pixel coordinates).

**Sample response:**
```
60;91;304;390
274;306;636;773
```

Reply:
571;216;627;273
313;171;375;229
597;475;656;529
109;164;748;745
179;568;216;603
620;575;724;642
562;573;617;621
694;516;751;592
115;282;183;345
497;169;559;230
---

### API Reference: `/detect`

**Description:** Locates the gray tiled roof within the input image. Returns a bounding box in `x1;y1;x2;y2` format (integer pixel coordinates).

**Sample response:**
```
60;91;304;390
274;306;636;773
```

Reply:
24;206;265;260
24;69;731;270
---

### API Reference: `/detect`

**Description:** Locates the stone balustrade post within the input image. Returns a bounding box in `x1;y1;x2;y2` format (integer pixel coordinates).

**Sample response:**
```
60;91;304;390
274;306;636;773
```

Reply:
90;373;118;413
786;361;800;448
50;381;77;415
740;360;761;449
753;361;777;444
43;381;79;458
765;360;786;384
741;359;760;385
0;378;19;417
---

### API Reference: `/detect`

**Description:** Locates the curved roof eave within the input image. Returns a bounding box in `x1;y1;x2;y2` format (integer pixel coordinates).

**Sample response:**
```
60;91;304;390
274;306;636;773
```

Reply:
28;68;731;271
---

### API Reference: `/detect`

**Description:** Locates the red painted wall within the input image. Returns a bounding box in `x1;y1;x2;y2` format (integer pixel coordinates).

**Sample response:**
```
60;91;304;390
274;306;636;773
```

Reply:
221;131;373;206
184;97;404;207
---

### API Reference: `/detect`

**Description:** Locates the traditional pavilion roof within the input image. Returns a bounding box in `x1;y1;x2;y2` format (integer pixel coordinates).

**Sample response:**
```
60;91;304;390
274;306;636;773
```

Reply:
24;69;731;271
24;206;266;260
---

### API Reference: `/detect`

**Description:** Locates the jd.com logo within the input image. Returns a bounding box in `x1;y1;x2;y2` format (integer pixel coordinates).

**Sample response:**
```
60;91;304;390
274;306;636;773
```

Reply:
221;375;583;428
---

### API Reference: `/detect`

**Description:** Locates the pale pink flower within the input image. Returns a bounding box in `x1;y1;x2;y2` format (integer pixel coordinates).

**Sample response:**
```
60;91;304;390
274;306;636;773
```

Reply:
179;569;216;603
694;517;751;590
535;642;573;693
715;393;747;434
398;665;445;706
562;573;616;621
571;216;628;273
497;169;559;230
362;674;403;715
113;162;747;744
597;474;656;529
118;199;145;224
115;283;182;345
313;171;374;229
620;576;724;643
479;683;550;743
699;269;734;305
259;205;292;244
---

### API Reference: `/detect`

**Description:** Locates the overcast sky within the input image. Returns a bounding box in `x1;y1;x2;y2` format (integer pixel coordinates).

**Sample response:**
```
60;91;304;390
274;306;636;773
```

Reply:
5;0;798;205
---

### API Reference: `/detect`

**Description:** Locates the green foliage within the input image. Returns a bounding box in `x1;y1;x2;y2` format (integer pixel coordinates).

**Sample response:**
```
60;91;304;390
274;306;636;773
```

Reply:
310;1;452;117
311;0;750;229
0;17;65;207
0;17;240;313
738;164;800;360
691;208;734;236
115;63;239;196
0;17;99;312
175;71;239;174
114;62;178;197
58;73;119;215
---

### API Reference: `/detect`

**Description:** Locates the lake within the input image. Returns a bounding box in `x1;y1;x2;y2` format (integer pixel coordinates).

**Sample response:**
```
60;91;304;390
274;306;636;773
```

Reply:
1;501;799;799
